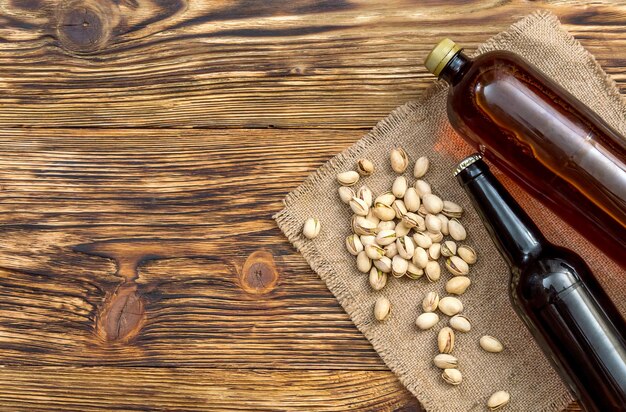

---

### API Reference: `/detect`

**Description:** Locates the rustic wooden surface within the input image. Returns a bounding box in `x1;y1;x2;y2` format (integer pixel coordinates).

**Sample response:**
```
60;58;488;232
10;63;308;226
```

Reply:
2;0;626;410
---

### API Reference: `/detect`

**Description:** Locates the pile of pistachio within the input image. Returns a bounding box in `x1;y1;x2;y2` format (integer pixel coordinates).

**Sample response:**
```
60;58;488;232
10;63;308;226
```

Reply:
303;148;510;411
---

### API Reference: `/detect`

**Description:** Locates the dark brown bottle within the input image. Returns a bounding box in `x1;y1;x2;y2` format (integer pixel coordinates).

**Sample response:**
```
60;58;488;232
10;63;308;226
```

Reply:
456;154;626;412
424;39;626;269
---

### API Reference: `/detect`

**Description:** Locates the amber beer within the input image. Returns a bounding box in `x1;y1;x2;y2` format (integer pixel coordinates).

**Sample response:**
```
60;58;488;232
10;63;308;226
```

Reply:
456;155;626;412
424;39;626;269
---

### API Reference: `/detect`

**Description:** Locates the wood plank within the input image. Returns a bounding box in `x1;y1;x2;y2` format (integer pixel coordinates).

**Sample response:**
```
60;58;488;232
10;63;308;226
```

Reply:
0;367;418;411
0;1;623;128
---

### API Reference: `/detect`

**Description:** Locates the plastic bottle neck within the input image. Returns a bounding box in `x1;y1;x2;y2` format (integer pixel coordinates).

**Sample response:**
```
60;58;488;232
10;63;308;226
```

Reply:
440;51;472;86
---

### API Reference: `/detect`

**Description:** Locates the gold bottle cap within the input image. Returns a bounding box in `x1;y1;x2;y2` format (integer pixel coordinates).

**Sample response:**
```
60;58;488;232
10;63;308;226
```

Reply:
424;39;461;77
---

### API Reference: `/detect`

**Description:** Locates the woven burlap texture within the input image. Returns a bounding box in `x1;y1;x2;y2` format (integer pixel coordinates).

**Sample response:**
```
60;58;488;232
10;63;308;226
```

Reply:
274;10;626;412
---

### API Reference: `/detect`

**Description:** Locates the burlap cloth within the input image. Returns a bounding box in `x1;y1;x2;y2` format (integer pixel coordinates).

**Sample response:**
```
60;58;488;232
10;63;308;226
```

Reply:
274;10;626;412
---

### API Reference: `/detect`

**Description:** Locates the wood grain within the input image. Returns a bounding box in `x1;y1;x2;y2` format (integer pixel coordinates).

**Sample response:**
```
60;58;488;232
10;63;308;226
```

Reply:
0;1;622;128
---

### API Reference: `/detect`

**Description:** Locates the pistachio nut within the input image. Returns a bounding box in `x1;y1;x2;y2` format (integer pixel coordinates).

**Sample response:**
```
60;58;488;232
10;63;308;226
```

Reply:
390;147;409;173
365;209;380;226
392;199;407;219
442;200;463;219
412;232;432;249
353;216;377;236
416;312;439;330
425;261;441;282
373;202;396;221
369;267;387;291
349;196;369;216
457;245;477;264
336;170;359;186
417;204;428;217
413;156;430;178
377;220;396;232
384;242;398;258
302;218;321;239
487;391;510;411
338;186;355;204
448;218;467;241
438;327;455;354
403;187;420;212
356;158;374;176
392;176;408;198
374;296;391;321
403;212;425;231
412;246;429;269
356;251;372;273
394;221;411;237
365;243;385;260
441;368;462;385
406;262;424;279
360;235;376;246
428;243;441;260
445;255;469;276
427;231;444;243
445;276;471;295
433;354;458;369
425;214;442;233
391;255;408;278
422;291;439;312
346;234;363;256
449;314;471;333
396;235;415;260
375;191;396;206
438;296;463;316
375;229;397;246
441;240;457;257
480;335;504;353
374;256;392;273
414;179;432;197
422;193;444;214
358;185;374;207
437;213;449;235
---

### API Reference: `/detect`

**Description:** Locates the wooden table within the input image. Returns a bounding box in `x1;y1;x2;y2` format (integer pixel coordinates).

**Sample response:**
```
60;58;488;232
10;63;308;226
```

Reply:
0;1;624;410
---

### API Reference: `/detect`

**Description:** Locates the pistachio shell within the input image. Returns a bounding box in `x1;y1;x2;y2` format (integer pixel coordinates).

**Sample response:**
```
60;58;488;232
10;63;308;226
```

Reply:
422;291;439;312
445;276;471;295
384;242;398;258
487;391;510;411
346;234;363;256
428;243;441;260
373;202;396;221
417;204;428;217
433;354;458;369
403;187;420;212
422;193;444;214
375;229;397;246
437;213;449;235
403;212;425;231
356;251;372;273
425;213;442;233
412;247;429;269
377;220;396;232
359;235;376;246
427;231;444;243
406;262;424;279
356;158;374;176
480;335;504;353
441;240;457;257
338;186;355;204
416;312;439;330
441;368;462;385
425;261;441;282
349;196;369;216
392;199;407;219
442;200;463;219
413;156;430;178
438;296;463;316
457;245;477;264
391;255;408;278
448;218;467;241
390;147;409;173
438;327;455;354
369;267;387;291
396;236;415;260
365;243;385;260
414;179;432;197
353;216;377;236
365;210;380;226
449;315;472;332
374;296;391;321
374;256;392;273
394;221;411;237
392;176;408;198
412;232;432;249
358;186;374;207
302;218;321;239
337;170;359;186
446;256;470;276
375;191;396;206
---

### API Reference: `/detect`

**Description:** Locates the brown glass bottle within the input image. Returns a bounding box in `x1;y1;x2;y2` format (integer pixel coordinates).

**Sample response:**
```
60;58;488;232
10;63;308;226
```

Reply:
457;154;626;412
425;40;626;269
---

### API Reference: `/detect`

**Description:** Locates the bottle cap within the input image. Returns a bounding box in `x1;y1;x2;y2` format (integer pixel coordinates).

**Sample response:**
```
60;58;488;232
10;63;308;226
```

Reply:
424;39;461;77
454;153;483;176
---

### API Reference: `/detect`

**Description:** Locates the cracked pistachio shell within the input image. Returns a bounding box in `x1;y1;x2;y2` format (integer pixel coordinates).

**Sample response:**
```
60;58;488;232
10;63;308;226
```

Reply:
302;218;321;239
412;232;432;249
414;179;432;197
353;216;377;236
412;246;429;269
349;196;369;216
416;312;439;330
392;176;408;198
433;354;458;369
391;255;408;278
376;229;397;246
384;242;398;259
427;231;444;243
441;240;457;257
360;235;376;246
356;251;372;273
403;212;425;231
369;267;387;291
392;199;408;219
480;335;504;353
338;186;355;204
457;245;477;264
375;191;396;206
377;220;396;232
425;261;441;282
358;186;373;207
437;214;449;235
373;202;396;221
394;222;411;237
390;147;409;173
365;244;385;260
428;243;441;260
413;156;429;178
438;296;463;316
374;256;392;273
446;255;470;276
442;200;463;219
425;214;442;233
396;236;415;260
417;204;428;217
374;296;391;321
403;187;420;212
337;170;359;186
445;276;471;295
449;315;471;333
422;193;444;214
442;368;462;385
406;262;424;279
356;158;374;176
422;291;439;312
448;218;467;241
487;391;510;411
345;234;363;256
438;327;455;354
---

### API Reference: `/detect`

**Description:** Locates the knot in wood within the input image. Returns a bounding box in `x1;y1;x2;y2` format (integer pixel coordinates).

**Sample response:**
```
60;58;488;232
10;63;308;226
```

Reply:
57;0;114;53
240;250;279;295
96;282;146;344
